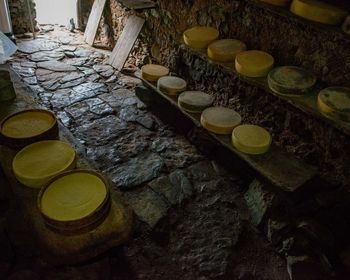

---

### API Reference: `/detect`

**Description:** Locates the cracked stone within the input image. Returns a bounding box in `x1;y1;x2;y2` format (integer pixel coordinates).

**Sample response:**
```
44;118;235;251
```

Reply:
60;77;85;89
29;51;65;62
106;153;164;190
106;75;117;83
119;106;138;122
67;57;88;67
37;60;76;72
74;49;93;57
73;82;107;93
124;187;169;228
99;89;138;108
187;160;217;182
86;144;123;169
93;64;113;73
23;76;37;85
100;69;115;78
37;71;65;83
61;72;85;83
56;111;72;127
149;169;193;205
17;39;60;54
135;115;155;130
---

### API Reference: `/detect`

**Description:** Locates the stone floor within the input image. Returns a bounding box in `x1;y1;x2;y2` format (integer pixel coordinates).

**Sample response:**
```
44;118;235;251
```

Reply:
0;26;289;279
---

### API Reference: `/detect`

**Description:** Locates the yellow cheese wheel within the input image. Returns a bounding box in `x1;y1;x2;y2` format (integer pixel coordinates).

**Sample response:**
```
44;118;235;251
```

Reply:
1;110;56;138
157;76;187;95
183;26;219;49
317;87;350;122
13;140;76;188
40;171;108;222
290;0;348;25
235;50;274;78
201;107;242;135
178;91;214;113
232;125;272;155
260;0;290;6
141;64;169;82
207;39;247;62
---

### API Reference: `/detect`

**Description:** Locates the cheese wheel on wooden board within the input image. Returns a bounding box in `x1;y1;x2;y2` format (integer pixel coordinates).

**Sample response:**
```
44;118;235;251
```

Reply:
207;39;247;62
235;50;274;78
260;0;291;7
317;87;350;122
290;0;348;25
141;64;169;82
201;107;242;135
13;140;76;188
183;26;219;49
178;91;214;113
157;76;187;96
268;66;316;96
232;125;272;155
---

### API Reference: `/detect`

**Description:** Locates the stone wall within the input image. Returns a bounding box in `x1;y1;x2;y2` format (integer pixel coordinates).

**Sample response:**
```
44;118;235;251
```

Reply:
8;0;36;34
82;0;350;186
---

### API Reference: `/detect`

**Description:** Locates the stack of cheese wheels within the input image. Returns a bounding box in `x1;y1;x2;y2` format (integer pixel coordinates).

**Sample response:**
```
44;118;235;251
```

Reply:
157;76;187;96
38;170;111;235
12;140;76;188
232;124;272;155
178;91;214;113
260;0;291;7
201;107;242;134
268;66;317;96
235;50;274;78
290;0;348;25
183;26;219;49
317;87;350;122
141;64;169;82
207;39;247;62
0;109;58;148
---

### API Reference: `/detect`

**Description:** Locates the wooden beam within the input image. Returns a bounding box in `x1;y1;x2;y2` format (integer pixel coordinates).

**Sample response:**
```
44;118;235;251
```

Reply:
83;0;107;46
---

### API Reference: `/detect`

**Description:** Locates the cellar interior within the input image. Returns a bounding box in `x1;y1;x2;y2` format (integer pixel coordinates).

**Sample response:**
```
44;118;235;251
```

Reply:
1;0;350;279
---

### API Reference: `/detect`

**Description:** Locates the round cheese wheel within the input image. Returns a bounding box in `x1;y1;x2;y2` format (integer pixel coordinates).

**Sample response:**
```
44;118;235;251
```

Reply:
232;125;272;155
268;66;317;96
290;0;347;25
260;0;290;6
13;140;76;188
1;110;56;139
318;87;350;122
157;76;187;95
178;91;214;113
183;26;219;49
235;50;274;78
207;39;247;62
40;171;108;222
201;107;242;135
141;64;169;82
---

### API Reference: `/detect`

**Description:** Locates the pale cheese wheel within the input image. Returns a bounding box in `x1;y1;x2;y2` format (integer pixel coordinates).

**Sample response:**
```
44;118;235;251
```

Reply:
260;0;290;6
141;64;169;82
207;39;247;62
13;140;76;188
157;76;187;95
235;50;274;78
232;125;272;155
178;91;214;113
268;66;316;96
40;171;108;222
201;107;242;135
290;0;348;25
1;110;56;138
317;87;350;122
183;26;219;49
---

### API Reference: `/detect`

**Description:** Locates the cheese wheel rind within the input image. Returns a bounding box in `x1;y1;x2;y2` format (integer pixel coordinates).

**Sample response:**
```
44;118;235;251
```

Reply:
178;91;214;113
235;50;274;78
183;26;219;49
157;76;187;95
268;66;316;96
13;140;76;188
207;39;247;62
317;87;350;122
141;64;170;82
232;125;272;155
201;107;242;135
290;0;347;25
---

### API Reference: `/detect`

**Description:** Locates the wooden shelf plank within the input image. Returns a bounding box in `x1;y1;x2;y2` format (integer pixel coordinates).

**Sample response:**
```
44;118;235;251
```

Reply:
136;75;317;192
180;44;350;137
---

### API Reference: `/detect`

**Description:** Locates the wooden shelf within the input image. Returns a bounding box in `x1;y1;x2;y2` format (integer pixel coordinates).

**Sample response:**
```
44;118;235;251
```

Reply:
179;44;350;137
136;74;317;193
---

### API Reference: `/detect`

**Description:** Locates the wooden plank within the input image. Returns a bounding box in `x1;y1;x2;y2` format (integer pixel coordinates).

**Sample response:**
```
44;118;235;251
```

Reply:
135;74;318;193
83;0;107;46
107;15;145;71
118;0;156;9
